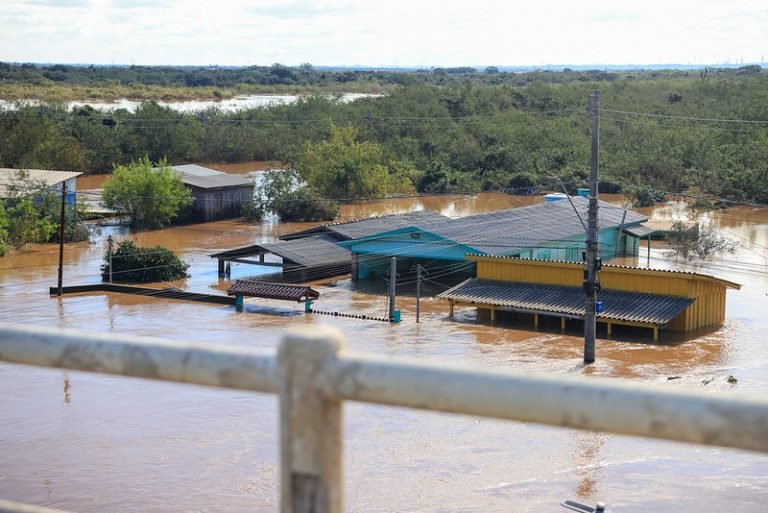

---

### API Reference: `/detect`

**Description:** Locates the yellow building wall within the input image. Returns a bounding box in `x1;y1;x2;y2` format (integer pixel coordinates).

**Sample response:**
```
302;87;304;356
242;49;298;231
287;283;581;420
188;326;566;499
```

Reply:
470;255;737;332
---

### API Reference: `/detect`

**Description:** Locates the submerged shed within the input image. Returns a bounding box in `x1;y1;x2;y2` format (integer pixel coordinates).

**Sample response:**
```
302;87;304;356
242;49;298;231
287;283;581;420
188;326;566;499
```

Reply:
172;164;253;221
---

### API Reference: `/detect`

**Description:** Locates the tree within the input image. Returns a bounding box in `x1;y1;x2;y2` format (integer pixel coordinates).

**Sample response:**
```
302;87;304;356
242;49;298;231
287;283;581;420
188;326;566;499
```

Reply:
295;125;413;199
101;241;189;283
666;221;735;260
102;157;193;229
255;169;338;222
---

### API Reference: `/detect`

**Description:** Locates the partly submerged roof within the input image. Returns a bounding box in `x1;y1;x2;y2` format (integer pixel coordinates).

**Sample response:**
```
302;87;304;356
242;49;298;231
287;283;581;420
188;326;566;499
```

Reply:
261;235;351;267
211;233;350;268
171;165;253;190
438;278;694;325
280;210;450;241
338;198;647;256
0;168;82;197
424;196;647;255
227;280;319;302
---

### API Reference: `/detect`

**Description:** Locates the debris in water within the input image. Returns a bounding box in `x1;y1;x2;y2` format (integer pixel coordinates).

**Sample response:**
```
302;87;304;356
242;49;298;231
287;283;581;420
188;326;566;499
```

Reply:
667;376;682;380
727;375;738;384
701;377;714;385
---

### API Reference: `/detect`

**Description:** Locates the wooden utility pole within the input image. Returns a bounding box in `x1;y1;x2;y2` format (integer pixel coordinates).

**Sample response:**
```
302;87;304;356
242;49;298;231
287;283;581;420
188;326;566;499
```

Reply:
57;183;67;297
584;90;601;364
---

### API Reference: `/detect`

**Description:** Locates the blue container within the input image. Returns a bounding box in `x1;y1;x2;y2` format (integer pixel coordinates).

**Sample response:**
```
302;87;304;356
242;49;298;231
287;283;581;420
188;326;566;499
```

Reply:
544;193;568;203
392;310;401;323
596;300;603;313
577;188;590;197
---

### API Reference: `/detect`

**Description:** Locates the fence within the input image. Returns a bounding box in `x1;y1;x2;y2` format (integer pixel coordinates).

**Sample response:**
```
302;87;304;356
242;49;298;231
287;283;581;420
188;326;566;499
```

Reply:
1;322;767;513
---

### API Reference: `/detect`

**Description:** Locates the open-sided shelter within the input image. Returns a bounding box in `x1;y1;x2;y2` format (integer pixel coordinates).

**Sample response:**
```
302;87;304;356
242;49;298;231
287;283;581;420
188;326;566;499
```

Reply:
439;255;740;339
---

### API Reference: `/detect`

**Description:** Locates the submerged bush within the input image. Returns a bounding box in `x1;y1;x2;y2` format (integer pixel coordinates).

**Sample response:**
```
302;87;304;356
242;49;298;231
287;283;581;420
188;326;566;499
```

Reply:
101;240;189;283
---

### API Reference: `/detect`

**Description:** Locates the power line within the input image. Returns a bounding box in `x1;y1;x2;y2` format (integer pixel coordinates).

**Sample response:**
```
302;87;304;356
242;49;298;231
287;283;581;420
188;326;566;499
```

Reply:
601;108;768;125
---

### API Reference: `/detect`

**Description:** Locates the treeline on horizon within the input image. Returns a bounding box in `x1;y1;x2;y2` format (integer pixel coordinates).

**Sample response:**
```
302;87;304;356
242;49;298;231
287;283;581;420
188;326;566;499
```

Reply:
0;63;766;203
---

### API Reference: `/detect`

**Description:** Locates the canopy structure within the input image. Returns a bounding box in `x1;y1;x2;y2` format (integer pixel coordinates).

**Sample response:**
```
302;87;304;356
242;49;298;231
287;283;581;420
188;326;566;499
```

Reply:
439;278;696;339
227;280;320;303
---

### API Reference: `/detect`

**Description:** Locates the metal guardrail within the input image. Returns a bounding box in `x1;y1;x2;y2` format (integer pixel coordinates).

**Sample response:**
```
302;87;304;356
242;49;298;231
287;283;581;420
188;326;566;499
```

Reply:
1;322;768;513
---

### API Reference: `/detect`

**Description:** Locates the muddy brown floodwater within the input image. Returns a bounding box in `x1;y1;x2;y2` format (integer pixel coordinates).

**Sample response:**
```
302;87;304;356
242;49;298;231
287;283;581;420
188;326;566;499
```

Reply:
2;169;768;512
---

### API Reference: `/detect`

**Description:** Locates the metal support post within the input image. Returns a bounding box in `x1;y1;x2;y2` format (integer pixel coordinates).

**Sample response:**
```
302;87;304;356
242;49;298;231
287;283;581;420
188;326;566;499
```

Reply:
388;257;397;321
584;90;601;364
411;264;427;323
56;183;66;296
278;326;345;513
107;235;114;284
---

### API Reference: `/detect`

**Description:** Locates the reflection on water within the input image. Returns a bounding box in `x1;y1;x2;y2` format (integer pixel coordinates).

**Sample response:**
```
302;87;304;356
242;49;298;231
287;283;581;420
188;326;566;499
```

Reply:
1;185;768;512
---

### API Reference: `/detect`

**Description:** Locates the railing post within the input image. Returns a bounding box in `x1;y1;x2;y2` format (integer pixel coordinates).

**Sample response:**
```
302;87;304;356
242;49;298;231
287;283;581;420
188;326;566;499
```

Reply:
278;326;345;513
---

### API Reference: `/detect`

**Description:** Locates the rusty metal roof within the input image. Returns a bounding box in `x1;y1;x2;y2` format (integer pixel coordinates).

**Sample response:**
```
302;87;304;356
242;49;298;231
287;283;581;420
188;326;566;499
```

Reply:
227;280;319;302
438;278;694;325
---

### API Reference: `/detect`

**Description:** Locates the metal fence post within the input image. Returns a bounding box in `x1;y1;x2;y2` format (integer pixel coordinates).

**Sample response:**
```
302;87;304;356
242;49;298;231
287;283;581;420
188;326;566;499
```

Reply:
278;326;345;513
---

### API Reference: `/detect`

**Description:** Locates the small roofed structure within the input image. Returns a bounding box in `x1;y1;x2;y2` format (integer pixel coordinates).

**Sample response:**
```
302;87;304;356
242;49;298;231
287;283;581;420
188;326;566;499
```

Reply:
211;234;351;281
439;255;740;340
171;164;254;221
227;279;320;312
0;168;82;205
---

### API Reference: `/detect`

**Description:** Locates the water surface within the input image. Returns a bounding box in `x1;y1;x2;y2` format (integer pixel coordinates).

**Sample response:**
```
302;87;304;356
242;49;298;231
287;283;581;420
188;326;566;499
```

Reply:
1;173;767;512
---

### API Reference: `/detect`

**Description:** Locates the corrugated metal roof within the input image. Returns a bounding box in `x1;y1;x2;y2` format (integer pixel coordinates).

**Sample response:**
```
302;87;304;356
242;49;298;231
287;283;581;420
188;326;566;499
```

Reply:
210;234;350;268
623;224;658;238
261;235;351;267
330;210;448;240
0;168;82;197
171;164;221;176
438;278;693;325
422;197;647;255
171;165;253;190
280;210;449;241
464;254;741;289
227;280;319;301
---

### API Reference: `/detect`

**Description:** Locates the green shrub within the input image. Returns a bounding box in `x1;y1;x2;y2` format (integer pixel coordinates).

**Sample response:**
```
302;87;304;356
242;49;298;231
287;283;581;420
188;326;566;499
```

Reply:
102;157;193;229
101;241;189;283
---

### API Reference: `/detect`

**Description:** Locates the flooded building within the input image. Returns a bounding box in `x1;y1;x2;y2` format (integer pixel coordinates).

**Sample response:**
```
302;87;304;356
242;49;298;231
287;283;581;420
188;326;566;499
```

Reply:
439;255;741;339
211;210;449;280
0;168;82;205
172;164;254;221
341;197;649;281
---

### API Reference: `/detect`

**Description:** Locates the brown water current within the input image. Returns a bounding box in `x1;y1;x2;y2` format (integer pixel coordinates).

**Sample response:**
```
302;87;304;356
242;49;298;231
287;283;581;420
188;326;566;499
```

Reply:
1;169;768;512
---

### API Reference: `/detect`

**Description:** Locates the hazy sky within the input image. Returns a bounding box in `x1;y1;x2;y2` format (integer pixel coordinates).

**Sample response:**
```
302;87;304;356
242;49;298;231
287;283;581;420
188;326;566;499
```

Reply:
1;0;766;67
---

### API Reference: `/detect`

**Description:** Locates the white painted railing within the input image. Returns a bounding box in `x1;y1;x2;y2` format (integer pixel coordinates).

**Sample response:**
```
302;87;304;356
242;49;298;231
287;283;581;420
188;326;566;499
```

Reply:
1;322;767;513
